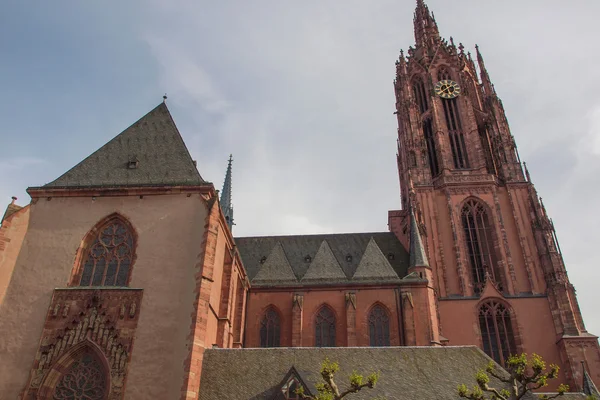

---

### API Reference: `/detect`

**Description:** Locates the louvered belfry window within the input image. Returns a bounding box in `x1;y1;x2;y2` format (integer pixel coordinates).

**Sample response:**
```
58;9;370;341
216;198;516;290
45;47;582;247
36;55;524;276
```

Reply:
315;307;336;347
260;308;280;348
79;217;134;287
412;77;440;177
461;200;502;294
368;305;390;346
479;301;517;365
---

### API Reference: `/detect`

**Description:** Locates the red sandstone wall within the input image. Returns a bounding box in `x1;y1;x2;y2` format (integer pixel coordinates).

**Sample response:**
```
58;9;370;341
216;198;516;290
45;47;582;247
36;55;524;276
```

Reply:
0;194;208;399
439;296;566;389
245;287;402;348
0;205;29;306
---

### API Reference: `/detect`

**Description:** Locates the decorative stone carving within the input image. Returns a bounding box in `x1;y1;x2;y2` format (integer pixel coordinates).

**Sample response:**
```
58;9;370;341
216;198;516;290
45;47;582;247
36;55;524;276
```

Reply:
292;293;304;311
21;288;143;400
345;292;357;310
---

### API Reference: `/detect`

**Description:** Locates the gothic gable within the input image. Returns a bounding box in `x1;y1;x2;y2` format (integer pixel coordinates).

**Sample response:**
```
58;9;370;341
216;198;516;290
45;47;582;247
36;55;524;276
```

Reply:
301;240;346;283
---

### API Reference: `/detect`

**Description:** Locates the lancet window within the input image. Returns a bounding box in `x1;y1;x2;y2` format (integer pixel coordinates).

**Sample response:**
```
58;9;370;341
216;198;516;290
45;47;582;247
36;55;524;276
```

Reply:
368;305;390;346
423;118;439;176
52;351;107;400
260;307;281;348
479;301;517;365
412;76;429;114
442;97;469;169
461;199;502;294
315;306;336;347
78;216;135;287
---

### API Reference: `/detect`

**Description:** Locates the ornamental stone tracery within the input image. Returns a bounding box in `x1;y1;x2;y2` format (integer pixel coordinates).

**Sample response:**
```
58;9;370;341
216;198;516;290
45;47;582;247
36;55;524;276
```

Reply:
21;288;143;400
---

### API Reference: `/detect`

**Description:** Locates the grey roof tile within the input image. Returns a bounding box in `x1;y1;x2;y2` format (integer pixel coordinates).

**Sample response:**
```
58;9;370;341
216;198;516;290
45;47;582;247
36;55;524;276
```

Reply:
301;240;347;283
198;346;538;400
235;232;408;287
41;103;206;189
352;237;400;281
252;242;298;285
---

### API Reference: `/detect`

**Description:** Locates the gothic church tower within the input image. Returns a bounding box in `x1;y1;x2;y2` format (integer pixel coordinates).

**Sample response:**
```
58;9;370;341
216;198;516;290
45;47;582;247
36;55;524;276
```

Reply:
389;0;600;390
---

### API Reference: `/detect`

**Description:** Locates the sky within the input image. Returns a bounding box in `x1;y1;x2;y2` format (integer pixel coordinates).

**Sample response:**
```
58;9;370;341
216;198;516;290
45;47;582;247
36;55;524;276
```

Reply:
2;1;600;335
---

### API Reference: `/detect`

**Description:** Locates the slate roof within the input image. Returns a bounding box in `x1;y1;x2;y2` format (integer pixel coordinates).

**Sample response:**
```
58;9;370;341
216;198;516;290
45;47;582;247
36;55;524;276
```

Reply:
40;103;206;189
234;232;409;287
198;346;538;400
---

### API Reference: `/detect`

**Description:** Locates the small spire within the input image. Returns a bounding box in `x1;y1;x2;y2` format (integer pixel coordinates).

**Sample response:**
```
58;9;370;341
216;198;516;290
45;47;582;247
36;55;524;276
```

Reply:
220;154;234;231
475;45;495;95
408;206;429;269
163;94;168;103
11;196;17;205
582;362;600;398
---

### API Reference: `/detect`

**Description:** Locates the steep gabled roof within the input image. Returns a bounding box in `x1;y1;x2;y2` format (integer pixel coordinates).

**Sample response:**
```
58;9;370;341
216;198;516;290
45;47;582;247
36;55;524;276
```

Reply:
235;232;408;287
1;198;23;226
251;242;298;285
301;240;347;283
42;103;206;189
352;237;399;281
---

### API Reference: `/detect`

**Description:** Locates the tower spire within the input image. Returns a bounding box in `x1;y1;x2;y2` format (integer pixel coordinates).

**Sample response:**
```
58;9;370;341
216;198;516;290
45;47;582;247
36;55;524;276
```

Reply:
413;0;440;50
220;154;234;231
582;362;600;397
408;206;429;269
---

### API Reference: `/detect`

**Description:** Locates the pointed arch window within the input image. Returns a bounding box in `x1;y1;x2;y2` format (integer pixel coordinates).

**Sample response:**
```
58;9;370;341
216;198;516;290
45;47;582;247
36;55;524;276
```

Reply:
412;76;429;114
78;216;135;287
52;351;108;400
315;306;336;347
461;200;502;294
260;308;280;348
368;305;390;346
479;301;517;366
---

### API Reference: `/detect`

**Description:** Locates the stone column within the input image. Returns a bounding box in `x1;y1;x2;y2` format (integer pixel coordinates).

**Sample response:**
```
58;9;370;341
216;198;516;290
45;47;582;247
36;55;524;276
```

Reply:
292;293;304;347
345;292;357;346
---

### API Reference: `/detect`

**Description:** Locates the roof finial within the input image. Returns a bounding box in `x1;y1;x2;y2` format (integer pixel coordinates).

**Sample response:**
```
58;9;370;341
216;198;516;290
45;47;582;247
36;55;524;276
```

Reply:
163;94;168;103
475;45;495;95
220;154;234;232
11;196;17;204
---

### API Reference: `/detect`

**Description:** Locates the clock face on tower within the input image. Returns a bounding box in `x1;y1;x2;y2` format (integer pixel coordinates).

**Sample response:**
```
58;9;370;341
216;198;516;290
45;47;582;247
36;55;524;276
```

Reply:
434;80;461;99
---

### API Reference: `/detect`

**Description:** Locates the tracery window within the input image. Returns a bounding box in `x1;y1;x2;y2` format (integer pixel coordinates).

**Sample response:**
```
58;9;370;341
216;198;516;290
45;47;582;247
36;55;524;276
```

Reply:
53;352;107;400
315;306;336;347
260;307;280;348
479;301;517;366
442;97;469;169
368;305;390;346
79;217;134;287
461;200;502;294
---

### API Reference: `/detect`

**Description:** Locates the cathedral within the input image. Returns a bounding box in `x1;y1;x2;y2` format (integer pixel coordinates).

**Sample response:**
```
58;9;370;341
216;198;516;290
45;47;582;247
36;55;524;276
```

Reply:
1;1;599;399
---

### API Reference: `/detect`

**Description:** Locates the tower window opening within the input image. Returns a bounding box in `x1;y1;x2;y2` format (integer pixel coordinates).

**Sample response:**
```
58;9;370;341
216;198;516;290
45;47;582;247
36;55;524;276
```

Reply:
479;301;517;366
461;200;502;294
412;77;429;114
423;118;439;176
442;98;469;169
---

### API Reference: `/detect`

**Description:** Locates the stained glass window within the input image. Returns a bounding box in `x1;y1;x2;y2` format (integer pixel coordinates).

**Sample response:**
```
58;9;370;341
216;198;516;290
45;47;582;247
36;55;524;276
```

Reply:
479;301;517;366
369;305;390;346
53;352;107;400
315;307;335;347
79;218;134;287
461;200;502;294
260;308;280;348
